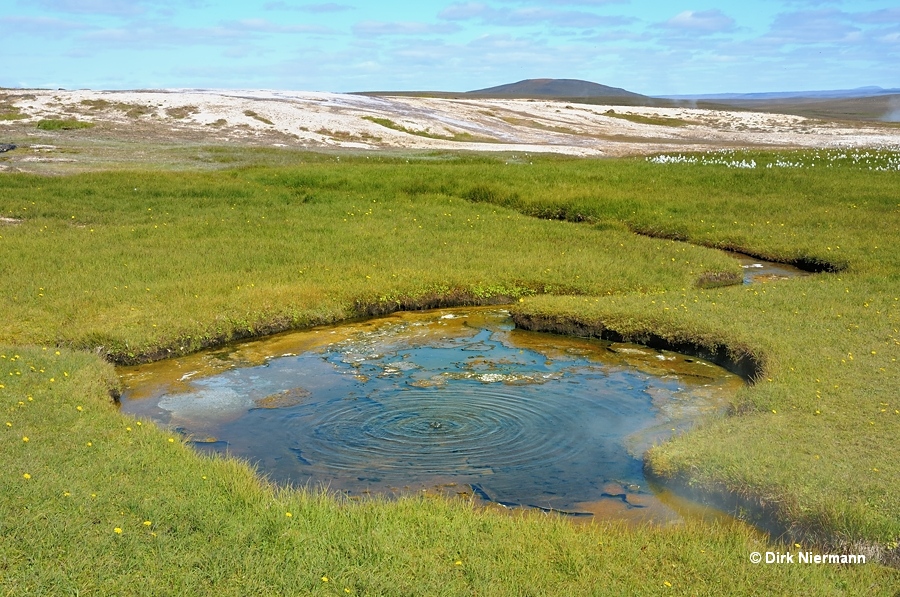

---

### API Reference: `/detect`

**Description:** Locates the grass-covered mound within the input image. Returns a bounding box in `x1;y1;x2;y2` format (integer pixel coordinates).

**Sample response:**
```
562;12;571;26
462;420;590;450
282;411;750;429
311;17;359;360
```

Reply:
2;149;899;593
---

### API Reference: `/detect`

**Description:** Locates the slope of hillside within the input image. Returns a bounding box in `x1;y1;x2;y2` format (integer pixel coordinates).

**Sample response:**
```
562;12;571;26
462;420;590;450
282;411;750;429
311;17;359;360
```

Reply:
699;94;900;123
467;78;646;100
2;88;900;174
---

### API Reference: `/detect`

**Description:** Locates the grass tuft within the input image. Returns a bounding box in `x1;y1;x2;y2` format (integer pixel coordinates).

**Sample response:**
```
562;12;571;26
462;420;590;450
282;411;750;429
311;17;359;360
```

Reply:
243;110;275;125
604;109;692;127
362;116;493;142
36;119;95;131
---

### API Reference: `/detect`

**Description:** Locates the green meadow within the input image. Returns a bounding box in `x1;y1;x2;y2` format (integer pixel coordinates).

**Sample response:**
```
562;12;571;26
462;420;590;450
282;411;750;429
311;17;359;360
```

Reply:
2;149;899;594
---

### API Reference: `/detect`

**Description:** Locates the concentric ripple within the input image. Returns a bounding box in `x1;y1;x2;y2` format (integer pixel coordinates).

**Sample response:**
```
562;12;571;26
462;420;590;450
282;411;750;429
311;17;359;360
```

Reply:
290;384;616;475
118;308;744;513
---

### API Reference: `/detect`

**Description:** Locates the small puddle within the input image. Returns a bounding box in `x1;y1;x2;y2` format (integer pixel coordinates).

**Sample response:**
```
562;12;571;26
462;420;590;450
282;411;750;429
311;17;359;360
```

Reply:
731;253;810;284
119;308;744;524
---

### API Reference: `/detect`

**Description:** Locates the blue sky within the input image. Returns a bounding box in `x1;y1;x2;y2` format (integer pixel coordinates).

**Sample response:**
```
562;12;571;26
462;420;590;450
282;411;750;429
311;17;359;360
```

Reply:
1;0;897;94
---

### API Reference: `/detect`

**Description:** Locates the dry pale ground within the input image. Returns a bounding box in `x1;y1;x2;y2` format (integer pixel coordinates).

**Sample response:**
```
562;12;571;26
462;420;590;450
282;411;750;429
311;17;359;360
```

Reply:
2;88;900;172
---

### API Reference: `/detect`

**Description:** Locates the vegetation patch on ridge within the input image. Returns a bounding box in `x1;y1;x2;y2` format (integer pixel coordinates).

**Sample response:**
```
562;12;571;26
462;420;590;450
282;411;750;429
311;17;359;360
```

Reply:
36;118;95;131
604;109;693;127
362;115;493;142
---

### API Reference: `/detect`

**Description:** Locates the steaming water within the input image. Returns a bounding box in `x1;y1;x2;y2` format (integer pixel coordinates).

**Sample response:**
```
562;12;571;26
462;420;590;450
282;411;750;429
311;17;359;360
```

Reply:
119;309;743;520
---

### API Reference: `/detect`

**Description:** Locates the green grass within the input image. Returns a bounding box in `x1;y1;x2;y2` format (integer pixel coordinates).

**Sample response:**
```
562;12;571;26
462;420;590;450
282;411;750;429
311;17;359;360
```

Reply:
0;157;743;362
462;148;900;553
35;119;95;131
603;109;692;127
166;105;199;119
0;109;27;121
80;99;155;118
0;95;28;121
498;115;583;136
3;347;896;595
2;148;900;593
244;110;275;125
362;116;492;142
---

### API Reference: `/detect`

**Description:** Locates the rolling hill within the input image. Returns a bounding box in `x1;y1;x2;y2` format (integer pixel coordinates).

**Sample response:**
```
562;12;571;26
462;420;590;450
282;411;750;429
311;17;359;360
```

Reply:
467;78;647;100
360;78;900;122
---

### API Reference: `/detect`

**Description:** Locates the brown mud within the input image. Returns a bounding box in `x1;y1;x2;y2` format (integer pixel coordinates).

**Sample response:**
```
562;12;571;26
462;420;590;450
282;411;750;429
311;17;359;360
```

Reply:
510;310;763;383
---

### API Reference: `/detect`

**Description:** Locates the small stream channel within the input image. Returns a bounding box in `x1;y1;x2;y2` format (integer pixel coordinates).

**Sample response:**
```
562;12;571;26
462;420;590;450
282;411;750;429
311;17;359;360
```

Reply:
118;254;807;524
732;253;810;284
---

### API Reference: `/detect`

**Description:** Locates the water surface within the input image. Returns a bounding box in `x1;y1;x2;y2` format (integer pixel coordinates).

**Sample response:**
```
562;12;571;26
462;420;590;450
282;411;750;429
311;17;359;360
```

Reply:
732;253;809;284
119;308;743;521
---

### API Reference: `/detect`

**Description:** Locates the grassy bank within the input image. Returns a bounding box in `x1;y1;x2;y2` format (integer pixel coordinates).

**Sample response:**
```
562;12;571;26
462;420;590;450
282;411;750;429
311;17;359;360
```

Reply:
484;149;900;559
2;148;899;593
0;155;739;361
3;346;896;595
444;148;900;557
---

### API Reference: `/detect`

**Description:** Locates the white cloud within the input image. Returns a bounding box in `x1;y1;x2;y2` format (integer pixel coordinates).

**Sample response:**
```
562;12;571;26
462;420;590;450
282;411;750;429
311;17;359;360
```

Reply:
0;15;87;36
439;3;633;28
439;2;490;20
849;7;900;25
25;0;209;16
263;2;354;13
661;10;736;34
222;19;334;34
28;0;145;16
498;0;627;5
764;9;858;43
352;20;461;37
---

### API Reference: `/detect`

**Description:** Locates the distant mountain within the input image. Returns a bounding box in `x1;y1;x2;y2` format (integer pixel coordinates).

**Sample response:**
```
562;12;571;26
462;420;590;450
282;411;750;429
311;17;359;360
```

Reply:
358;79;900;121
664;87;900;100
467;78;646;99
